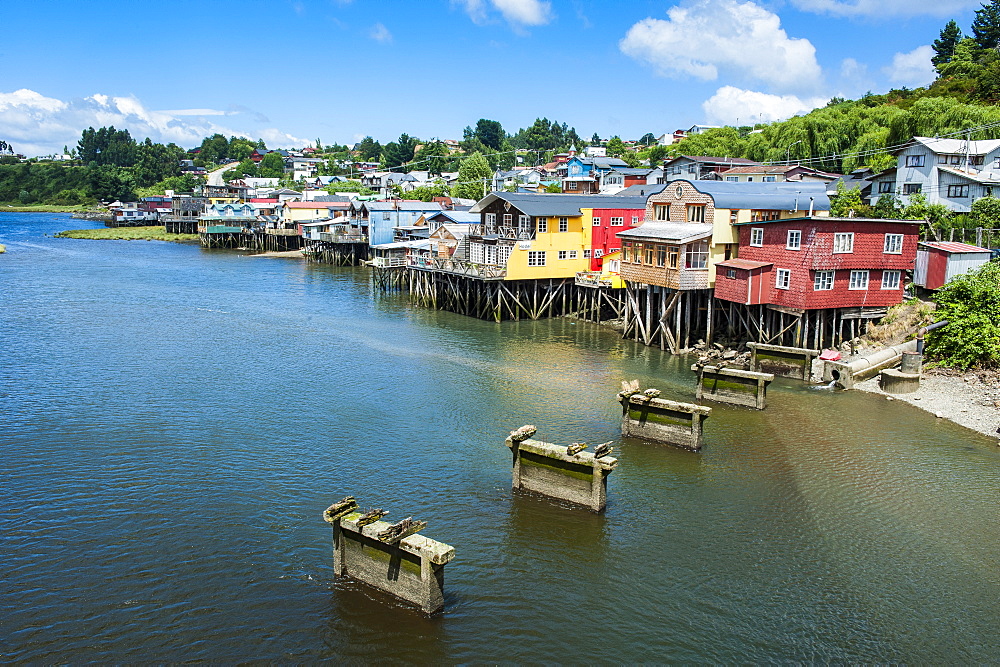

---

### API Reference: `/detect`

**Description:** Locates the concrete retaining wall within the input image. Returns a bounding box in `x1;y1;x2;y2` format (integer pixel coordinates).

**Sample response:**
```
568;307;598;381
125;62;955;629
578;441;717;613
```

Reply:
747;342;819;381
693;364;774;409
619;393;711;451
505;436;618;512
328;511;455;614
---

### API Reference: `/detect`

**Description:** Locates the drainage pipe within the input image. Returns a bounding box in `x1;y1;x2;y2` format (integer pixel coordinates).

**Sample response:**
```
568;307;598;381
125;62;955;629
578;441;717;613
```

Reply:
916;320;949;354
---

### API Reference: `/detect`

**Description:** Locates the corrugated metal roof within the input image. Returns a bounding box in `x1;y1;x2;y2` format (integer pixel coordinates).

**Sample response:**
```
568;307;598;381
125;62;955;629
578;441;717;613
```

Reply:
919;241;991;253
907;136;1000;155
367;201;443;212
616;222;713;242
671;178;831;211
470;192;648;216
716;258;773;270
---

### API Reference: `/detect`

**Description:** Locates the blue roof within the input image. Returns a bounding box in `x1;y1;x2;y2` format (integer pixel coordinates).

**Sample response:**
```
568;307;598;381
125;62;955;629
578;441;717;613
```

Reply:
428;210;479;224
669;178;830;211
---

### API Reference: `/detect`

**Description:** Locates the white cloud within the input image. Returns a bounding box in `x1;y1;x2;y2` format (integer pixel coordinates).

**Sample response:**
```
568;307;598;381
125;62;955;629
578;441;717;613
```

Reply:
369;22;392;43
884;45;936;87
619;0;822;92
702;86;828;125
791;0;978;17
454;0;552;27
0;88;308;156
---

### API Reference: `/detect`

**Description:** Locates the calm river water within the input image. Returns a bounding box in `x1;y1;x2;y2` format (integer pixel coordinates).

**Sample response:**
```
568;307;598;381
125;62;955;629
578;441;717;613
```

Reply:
2;213;999;662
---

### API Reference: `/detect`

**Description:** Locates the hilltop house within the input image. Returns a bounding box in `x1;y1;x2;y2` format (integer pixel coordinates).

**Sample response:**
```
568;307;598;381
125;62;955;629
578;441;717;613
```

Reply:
869;136;1000;212
663;155;760;180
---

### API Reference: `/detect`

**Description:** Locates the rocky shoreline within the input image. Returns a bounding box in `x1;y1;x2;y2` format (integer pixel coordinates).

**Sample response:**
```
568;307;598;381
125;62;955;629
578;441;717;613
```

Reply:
854;367;1000;441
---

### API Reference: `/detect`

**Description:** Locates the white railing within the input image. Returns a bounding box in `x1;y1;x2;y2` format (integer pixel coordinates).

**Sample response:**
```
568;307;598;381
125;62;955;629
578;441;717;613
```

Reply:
371;256;407;268
408;254;506;279
576;271;613;287
470;223;534;240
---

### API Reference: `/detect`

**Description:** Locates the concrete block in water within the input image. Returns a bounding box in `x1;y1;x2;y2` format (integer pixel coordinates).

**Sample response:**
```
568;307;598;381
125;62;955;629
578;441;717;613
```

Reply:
619;393;711;451
747;342;819;381
324;506;455;614
693;364;774;410
505;434;618;512
822;340;918;389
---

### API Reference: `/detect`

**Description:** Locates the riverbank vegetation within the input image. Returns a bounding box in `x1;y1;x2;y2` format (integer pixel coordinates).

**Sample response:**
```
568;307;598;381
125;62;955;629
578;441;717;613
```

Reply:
55;226;199;243
925;262;1000;369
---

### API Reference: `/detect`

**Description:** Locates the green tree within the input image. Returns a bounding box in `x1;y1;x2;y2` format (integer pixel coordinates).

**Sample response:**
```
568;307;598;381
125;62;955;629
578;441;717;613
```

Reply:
258;151;285;178
933;20;964;70
382;133;419;171
970;194;1000;225
590;132;601;146
605;136;627;158
77;126;137;168
830;182;873;217
474;119;505;150
236;159;258;178
873;192;903;218
545;182;562;193
497;138;515;170
325;180;374;195
198;134;230;165
925;262;1000;368
394;182;449;201
938;38;982;79
973;0;1000;50
414;140;451;175
639;132;657;146
453;151;491;200
644;144;669;164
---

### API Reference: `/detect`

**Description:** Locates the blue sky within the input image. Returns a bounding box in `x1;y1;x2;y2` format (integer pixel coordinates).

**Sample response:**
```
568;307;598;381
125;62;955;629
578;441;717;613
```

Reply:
0;0;985;155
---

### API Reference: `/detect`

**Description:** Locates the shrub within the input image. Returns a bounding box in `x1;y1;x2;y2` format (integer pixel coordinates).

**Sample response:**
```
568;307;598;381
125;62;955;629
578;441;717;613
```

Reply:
924;261;1000;369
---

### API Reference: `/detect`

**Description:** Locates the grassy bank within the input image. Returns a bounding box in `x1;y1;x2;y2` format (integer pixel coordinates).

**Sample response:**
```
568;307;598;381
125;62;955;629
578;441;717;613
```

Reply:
55;226;199;243
1;204;93;213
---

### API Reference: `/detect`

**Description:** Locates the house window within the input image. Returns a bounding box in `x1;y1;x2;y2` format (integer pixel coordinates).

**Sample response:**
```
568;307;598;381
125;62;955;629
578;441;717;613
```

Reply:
655;204;669;220
519;214;529;228
947;184;969;198
621;242;631;261
594;249;604;258
786;230;802;250
903;183;922;195
583;249;592;258
775;268;791;290
878;181;894;193
884;233;903;254
656;245;666;267
750;227;764;247
905;154;925;167
939;154;950;164
634;243;644;263
881;270;901;290
470;243;485;264
565;182;577;190
833;232;854;253
569;250;578;259
950;155;961;165
751;210;780;221
762;175;777;182
668;246;679;268
382;212;391;220
688;205;706;223
747;177;754;182
558;217;568;232
503;213;512;225
813;270;834;290
536;217;547;233
558;250;567;260
527;251;546;266
972;155;985;166
726;269;737;279
685;240;709;269
485;213;496;225
726;176;739;182
631;216;639;225
644;245;655;264
498;244;512;266
593;217;602;226
849;270;869;290
610;217;624;226
485;244;498;265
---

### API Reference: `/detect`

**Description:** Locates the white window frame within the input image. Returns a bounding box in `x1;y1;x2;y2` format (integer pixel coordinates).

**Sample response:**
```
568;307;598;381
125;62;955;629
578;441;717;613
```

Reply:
725;176;739;182
688;205;706;223
558;217;568;232
536;217;547;233
786;230;802;250
631;216;639;225
849;270;869;290
592;217;602;226
813;270;834;291
558;250;568;260
947;184;969;198
583;249;592;258
905;154;925;167
881;270;901;290
833;232;854;254
610;217;624;226
485;213;496;225
883;233;903;254
775;268;791;290
750;227;764;247
503;213;512;225
568;250;578;259
762;175;777;182
527;250;546;266
594;248;604;258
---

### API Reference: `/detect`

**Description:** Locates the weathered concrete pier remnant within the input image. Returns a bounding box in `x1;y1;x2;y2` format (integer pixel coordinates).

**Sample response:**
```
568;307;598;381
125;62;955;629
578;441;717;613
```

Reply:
323;496;455;614
747;342;820;381
822;339;918;389
692;363;774;409
505;425;618;512
618;382;712;451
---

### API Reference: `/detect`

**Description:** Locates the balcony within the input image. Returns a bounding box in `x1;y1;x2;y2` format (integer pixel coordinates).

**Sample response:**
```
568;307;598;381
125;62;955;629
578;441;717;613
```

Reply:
470;223;534;240
371;256;406;268
408;254;506;280
318;231;367;243
575;271;614;288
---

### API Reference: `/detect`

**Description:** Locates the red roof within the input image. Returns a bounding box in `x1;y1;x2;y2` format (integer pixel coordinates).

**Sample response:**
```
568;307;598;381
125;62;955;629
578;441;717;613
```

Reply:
920;241;990;253
716;259;773;270
250;198;278;203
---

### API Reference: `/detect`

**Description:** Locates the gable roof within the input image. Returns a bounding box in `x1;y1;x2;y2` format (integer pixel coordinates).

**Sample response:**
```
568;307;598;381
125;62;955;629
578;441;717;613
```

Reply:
366;200;443;212
470;192;648;216
667;178;830;211
617;222;713;243
901;136;1000;156
427;210;479;224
